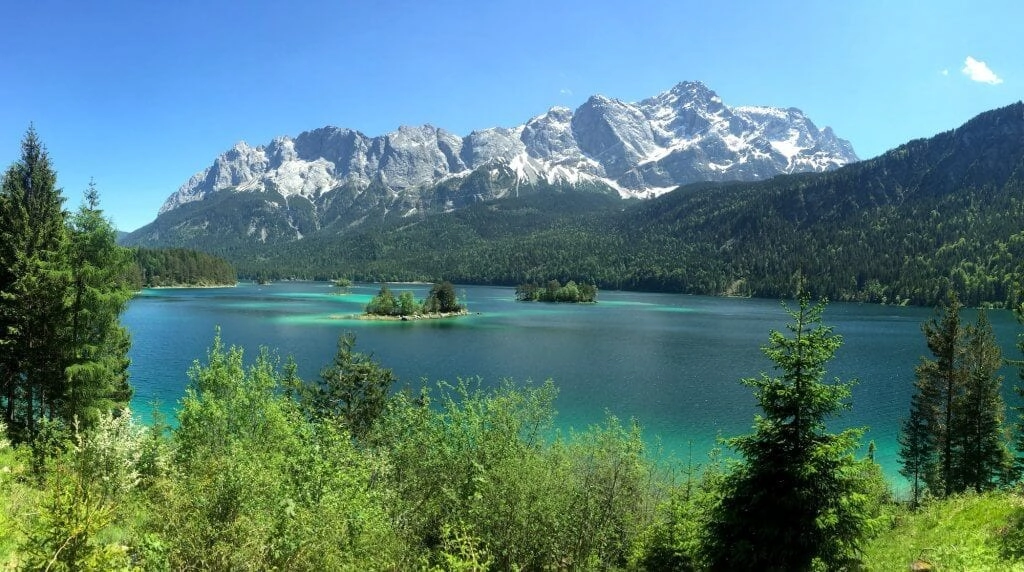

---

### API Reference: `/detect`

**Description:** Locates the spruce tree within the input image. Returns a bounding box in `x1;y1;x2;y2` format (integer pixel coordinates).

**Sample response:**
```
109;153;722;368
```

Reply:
62;181;134;426
958;310;1011;490
0;126;68;437
1;130;133;441
902;294;1011;498
898;385;937;507
703;295;872;570
913;291;965;497
300;333;396;440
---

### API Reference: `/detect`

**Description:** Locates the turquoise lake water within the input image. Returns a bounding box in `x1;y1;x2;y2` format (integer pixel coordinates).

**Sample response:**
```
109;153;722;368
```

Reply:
122;282;1024;489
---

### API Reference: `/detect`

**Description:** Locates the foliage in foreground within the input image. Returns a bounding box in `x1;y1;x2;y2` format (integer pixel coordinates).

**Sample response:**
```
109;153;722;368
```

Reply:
10;295;1024;569
0;333;681;569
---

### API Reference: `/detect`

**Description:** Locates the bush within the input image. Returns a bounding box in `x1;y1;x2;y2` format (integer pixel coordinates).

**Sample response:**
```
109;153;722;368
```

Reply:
147;333;407;570
372;379;656;568
18;413;149;572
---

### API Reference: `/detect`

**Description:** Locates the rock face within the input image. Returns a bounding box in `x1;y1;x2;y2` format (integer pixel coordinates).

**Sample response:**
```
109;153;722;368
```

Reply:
136;81;857;245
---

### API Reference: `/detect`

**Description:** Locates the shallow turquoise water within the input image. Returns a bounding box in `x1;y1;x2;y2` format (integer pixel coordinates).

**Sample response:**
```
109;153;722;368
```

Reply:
123;282;1023;489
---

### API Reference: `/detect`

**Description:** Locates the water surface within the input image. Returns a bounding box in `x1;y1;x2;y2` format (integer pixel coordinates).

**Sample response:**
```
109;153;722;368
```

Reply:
123;282;1024;487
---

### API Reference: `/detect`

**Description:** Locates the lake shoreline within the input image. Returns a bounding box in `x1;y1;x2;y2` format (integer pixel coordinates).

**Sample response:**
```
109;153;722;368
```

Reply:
145;283;238;289
331;309;472;321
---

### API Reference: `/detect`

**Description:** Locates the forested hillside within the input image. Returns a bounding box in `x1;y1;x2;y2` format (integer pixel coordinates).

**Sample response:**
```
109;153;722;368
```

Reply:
210;103;1024;307
129;247;236;288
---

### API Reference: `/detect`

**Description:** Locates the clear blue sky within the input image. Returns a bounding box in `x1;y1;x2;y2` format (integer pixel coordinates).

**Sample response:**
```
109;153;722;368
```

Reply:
2;0;1020;231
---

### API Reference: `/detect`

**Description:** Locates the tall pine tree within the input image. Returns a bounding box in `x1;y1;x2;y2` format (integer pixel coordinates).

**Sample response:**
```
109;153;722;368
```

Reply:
703;295;875;570
914;291;965;497
957;309;1011;491
900;292;1010;499
0;126;68;438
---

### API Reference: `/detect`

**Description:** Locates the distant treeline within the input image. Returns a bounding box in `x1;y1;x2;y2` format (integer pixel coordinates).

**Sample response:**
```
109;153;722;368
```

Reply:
130;247;236;288
152;103;1024;309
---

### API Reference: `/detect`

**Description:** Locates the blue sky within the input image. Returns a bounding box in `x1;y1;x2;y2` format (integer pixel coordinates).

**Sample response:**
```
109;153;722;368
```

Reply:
1;0;1020;231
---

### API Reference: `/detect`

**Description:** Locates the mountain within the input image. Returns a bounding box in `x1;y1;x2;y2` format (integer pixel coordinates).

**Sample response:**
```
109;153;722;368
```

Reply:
233;102;1024;308
124;81;856;249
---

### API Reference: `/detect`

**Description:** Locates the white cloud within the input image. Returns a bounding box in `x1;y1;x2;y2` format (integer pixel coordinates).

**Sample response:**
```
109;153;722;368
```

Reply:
560;88;573;95
962;56;1003;85
940;69;949;76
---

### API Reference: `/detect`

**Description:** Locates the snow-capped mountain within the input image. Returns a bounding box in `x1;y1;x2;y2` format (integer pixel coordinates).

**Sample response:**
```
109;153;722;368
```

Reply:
137;81;856;245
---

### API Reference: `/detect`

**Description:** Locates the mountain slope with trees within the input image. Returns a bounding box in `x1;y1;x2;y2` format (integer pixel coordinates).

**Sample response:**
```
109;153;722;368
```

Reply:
129;247;236;288
209;102;1024;308
123;81;856;250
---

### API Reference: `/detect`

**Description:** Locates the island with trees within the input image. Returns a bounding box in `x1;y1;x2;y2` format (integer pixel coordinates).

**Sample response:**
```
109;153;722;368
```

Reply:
360;281;468;320
515;279;598;303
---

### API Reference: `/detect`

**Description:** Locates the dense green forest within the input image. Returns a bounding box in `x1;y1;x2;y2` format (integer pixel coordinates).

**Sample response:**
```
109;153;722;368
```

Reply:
128;247;237;288
125;102;1024;309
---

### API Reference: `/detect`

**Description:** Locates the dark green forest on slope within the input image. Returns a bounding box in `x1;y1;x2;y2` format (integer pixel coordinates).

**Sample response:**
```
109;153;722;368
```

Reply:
128;102;1024;308
128;247;236;288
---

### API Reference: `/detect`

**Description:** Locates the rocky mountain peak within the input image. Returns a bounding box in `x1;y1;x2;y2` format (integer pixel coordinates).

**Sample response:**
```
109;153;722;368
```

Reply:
150;81;859;241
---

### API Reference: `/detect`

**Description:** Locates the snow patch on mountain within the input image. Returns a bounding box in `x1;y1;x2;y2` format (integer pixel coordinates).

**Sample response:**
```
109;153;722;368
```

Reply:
157;81;858;220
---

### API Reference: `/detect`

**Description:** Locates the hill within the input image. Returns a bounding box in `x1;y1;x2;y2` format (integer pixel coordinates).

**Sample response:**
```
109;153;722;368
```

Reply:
227;103;1024;307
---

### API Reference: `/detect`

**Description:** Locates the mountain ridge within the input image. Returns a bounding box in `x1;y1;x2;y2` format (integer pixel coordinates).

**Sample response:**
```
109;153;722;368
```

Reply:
128;81;856;247
217;101;1024;308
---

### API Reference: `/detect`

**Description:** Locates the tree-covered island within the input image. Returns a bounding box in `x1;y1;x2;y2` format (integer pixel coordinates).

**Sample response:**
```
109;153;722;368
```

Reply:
516;279;598;303
361;281;468;319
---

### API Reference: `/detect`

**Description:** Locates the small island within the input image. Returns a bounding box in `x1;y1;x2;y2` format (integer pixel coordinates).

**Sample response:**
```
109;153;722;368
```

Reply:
359;281;468;320
515;279;597;303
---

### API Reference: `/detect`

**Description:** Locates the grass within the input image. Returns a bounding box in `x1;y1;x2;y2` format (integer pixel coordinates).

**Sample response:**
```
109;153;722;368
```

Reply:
861;491;1024;571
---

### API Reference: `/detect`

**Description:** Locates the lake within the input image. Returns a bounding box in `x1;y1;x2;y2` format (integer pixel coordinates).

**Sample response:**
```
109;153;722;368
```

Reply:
123;282;1024;487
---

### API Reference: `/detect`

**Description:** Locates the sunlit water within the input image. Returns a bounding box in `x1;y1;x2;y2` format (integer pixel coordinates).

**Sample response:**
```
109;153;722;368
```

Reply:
123;282;1024;489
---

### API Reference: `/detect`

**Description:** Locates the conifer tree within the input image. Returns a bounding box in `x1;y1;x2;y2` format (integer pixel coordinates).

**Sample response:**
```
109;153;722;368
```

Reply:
898;386;937;507
0;126;68;437
901;293;1011;498
958;310;1011;491
62;181;134;426
912;291;965;497
300;333;395;440
1;130;133;441
703;295;873;570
